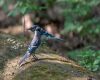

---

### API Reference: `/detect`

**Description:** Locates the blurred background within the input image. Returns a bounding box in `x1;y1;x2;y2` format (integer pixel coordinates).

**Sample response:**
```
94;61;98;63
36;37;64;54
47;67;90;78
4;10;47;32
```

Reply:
0;0;100;76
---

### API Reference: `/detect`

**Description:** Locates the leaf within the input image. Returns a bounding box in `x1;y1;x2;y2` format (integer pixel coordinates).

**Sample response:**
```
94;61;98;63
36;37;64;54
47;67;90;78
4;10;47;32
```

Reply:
0;0;4;6
93;59;100;65
92;65;99;71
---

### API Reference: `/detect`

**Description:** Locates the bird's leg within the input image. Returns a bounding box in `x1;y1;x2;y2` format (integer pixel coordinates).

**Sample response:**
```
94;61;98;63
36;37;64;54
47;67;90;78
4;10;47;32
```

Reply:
32;54;38;61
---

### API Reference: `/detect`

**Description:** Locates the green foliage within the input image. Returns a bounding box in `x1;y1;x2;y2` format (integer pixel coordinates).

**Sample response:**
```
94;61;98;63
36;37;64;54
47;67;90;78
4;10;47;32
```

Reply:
68;48;100;72
8;0;46;16
0;0;55;16
62;0;100;36
0;0;100;36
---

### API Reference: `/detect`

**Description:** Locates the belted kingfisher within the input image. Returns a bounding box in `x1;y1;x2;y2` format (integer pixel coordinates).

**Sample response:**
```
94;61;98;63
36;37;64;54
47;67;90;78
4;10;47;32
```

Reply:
19;25;63;66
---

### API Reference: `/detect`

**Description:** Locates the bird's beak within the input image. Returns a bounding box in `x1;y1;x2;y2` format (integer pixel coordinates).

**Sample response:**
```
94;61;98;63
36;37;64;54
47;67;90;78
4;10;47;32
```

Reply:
27;27;32;30
27;26;36;31
27;28;31;30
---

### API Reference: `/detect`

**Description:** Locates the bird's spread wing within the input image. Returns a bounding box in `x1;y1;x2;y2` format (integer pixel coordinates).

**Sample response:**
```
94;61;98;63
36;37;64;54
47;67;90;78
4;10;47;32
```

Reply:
42;30;64;41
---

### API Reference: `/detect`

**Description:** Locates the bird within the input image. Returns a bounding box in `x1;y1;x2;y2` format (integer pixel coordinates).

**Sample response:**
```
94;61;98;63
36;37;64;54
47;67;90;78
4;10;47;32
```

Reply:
19;25;63;66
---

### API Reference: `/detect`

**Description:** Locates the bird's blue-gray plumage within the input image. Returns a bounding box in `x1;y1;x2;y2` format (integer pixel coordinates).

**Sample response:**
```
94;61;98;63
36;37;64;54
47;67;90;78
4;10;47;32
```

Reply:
19;25;63;66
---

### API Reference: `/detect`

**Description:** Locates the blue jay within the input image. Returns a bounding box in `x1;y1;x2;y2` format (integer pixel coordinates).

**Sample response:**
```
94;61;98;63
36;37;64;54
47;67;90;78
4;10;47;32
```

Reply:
19;25;63;66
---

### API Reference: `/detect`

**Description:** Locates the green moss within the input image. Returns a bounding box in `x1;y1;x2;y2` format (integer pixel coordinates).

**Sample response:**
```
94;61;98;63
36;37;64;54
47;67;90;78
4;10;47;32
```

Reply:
14;63;70;80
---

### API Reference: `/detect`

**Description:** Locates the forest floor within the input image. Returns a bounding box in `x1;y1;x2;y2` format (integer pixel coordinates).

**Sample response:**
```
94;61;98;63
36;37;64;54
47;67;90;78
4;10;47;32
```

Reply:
0;33;99;80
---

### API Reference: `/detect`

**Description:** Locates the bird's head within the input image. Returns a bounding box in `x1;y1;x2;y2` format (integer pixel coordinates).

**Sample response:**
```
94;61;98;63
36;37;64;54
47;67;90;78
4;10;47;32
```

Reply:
27;25;38;32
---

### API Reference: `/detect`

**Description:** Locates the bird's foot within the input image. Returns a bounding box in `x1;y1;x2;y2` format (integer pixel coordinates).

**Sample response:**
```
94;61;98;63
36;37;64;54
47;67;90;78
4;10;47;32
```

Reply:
32;55;39;61
19;61;26;67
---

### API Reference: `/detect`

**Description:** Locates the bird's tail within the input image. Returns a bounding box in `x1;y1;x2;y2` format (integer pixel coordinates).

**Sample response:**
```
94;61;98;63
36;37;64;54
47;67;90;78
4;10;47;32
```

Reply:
19;51;30;66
